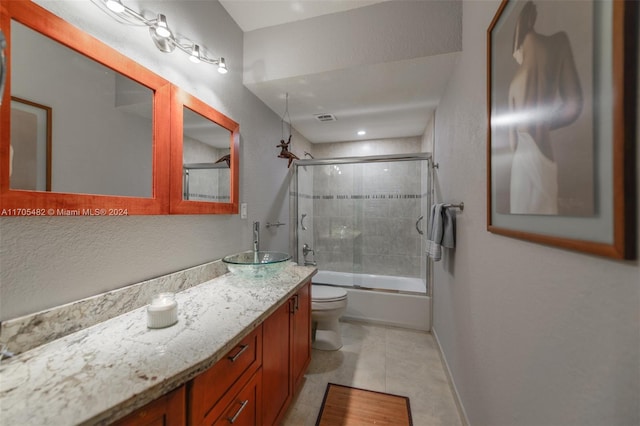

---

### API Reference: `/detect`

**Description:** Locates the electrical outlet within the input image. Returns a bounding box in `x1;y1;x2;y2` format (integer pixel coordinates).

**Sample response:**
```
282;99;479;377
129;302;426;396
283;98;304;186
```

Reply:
240;203;247;219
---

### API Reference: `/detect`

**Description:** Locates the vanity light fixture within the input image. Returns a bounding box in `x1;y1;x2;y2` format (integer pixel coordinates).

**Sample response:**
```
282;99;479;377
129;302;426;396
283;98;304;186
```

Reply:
357;130;366;136
97;0;228;73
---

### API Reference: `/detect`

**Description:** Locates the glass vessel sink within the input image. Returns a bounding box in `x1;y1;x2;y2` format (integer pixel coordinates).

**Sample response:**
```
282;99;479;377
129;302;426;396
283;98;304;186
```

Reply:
222;251;291;277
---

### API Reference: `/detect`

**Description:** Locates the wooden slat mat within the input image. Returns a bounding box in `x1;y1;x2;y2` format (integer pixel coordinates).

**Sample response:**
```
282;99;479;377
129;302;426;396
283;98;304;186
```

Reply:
316;383;412;426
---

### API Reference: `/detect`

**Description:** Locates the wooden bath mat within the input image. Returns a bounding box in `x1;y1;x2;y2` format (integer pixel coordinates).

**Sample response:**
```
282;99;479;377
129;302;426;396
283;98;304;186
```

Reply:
316;383;412;426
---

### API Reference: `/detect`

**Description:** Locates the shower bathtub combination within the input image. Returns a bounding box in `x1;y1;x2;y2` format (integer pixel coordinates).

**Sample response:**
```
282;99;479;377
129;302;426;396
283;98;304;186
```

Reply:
293;154;433;331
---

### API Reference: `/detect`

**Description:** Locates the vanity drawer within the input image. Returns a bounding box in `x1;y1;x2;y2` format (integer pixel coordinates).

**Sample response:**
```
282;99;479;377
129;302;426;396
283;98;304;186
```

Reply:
188;325;262;424
209;369;262;426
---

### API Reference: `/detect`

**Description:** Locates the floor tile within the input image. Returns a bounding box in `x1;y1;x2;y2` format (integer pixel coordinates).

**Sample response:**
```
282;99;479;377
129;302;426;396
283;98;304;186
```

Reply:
281;320;463;426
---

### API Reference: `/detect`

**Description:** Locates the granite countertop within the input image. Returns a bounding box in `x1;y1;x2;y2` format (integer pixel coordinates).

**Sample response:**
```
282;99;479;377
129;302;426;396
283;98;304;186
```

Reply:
0;262;316;425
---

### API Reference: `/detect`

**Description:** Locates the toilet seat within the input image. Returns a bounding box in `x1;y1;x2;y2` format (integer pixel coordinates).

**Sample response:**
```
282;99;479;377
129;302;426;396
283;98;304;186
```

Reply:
312;285;347;303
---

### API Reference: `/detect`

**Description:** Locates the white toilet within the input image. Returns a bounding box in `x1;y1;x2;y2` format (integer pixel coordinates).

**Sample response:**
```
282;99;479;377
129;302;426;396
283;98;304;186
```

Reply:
311;285;348;350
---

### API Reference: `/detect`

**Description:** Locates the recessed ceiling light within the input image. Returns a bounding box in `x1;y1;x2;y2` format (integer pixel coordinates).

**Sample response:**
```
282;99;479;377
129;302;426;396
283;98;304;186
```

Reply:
357;130;366;136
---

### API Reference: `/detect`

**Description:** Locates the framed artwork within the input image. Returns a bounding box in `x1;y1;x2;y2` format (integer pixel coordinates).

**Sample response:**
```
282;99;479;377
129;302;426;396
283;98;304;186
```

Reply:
10;97;52;191
487;0;637;259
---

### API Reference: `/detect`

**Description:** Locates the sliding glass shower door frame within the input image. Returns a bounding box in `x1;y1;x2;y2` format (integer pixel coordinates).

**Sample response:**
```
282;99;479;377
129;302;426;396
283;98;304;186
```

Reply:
292;153;433;297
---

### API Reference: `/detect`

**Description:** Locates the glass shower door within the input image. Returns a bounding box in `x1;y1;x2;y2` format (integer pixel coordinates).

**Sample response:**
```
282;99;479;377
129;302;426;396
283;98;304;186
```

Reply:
294;155;431;294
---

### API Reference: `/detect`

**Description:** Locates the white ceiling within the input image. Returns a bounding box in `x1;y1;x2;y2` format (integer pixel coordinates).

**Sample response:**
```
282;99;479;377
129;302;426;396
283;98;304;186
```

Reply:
220;0;460;144
219;0;389;32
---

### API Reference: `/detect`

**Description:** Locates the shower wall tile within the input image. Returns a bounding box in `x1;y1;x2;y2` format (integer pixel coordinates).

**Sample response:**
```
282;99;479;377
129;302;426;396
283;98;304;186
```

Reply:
338;199;357;217
314;198;339;217
389;199;420;219
305;155;428;281
363;199;390;218
362;234;388;255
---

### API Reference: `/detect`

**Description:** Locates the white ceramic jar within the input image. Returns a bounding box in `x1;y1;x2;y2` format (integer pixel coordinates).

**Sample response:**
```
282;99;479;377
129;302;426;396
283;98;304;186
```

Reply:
147;292;178;329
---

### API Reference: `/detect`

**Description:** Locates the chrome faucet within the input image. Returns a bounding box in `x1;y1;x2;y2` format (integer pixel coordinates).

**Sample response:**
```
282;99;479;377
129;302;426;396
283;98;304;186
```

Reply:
302;244;316;266
303;244;314;257
253;221;260;253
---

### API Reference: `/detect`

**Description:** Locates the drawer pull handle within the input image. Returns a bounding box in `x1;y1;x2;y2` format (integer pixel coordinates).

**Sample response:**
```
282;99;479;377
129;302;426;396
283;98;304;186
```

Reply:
227;399;249;424
227;344;249;362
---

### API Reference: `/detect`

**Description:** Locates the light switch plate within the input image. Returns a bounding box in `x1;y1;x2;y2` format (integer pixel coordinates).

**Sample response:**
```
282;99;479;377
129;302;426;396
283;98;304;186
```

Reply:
240;203;247;219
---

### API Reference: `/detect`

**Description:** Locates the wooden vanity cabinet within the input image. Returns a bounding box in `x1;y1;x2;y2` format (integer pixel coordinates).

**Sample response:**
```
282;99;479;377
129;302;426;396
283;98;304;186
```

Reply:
111;385;186;426
291;281;312;392
188;326;263;426
262;281;311;426
112;281;311;426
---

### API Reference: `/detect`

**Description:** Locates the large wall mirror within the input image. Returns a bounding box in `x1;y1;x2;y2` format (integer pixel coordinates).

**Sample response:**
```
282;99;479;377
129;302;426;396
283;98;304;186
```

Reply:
0;0;171;215
11;21;154;198
1;0;239;216
170;87;239;214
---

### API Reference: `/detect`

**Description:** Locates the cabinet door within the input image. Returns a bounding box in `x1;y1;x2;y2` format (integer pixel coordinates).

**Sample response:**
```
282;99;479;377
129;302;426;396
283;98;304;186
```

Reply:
291;281;311;392
261;300;292;426
112;385;185;426
212;371;262;426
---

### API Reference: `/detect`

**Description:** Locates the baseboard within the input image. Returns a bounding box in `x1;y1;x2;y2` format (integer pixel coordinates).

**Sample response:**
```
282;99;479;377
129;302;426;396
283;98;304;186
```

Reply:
432;328;470;426
341;315;430;332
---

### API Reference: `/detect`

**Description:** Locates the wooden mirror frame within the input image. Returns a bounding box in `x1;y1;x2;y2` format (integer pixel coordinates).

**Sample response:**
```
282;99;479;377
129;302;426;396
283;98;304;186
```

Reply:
169;86;239;214
0;0;172;215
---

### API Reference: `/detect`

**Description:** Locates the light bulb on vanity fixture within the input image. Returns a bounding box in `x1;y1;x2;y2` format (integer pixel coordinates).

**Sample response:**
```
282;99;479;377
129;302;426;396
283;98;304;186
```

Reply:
189;45;201;63
105;0;125;13
153;14;172;38
97;0;228;74
217;57;228;74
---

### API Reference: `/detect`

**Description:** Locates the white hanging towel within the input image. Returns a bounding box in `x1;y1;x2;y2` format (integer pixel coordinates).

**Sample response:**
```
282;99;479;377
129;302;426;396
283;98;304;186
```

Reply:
426;203;456;261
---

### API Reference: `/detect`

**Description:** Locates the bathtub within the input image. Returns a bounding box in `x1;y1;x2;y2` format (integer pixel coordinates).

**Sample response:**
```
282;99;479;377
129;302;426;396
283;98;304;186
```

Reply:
312;270;431;331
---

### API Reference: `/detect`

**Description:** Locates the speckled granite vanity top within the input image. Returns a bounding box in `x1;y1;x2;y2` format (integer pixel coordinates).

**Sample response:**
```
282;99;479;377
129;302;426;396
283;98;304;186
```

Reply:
0;261;316;425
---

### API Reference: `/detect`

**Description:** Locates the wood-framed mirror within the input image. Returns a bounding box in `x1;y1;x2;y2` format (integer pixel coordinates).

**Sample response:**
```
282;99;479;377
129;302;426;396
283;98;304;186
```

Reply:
169;86;239;214
0;0;171;216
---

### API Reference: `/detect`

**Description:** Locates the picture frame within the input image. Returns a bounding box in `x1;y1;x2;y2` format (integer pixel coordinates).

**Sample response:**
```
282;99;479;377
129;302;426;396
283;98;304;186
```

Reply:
10;97;52;191
486;0;637;259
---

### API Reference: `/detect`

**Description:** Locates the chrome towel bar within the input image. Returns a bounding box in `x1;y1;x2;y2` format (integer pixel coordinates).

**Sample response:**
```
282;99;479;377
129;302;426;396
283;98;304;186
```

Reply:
443;202;464;211
266;221;286;228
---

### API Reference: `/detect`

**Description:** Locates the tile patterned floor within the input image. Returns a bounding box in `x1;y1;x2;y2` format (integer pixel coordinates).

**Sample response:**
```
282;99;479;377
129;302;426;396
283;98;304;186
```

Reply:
282;320;463;426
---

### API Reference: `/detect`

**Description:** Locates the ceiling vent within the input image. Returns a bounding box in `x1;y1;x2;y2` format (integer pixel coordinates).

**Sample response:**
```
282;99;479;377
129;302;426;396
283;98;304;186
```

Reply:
314;113;337;122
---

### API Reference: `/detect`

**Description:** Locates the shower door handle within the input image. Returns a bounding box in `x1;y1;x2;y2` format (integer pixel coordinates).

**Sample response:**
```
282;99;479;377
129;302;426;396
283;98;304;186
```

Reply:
415;215;424;235
300;213;308;231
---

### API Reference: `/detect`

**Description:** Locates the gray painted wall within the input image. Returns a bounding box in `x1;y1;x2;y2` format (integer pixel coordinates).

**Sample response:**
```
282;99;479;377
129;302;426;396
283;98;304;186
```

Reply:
0;1;293;320
1;2;638;424
432;1;639;425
